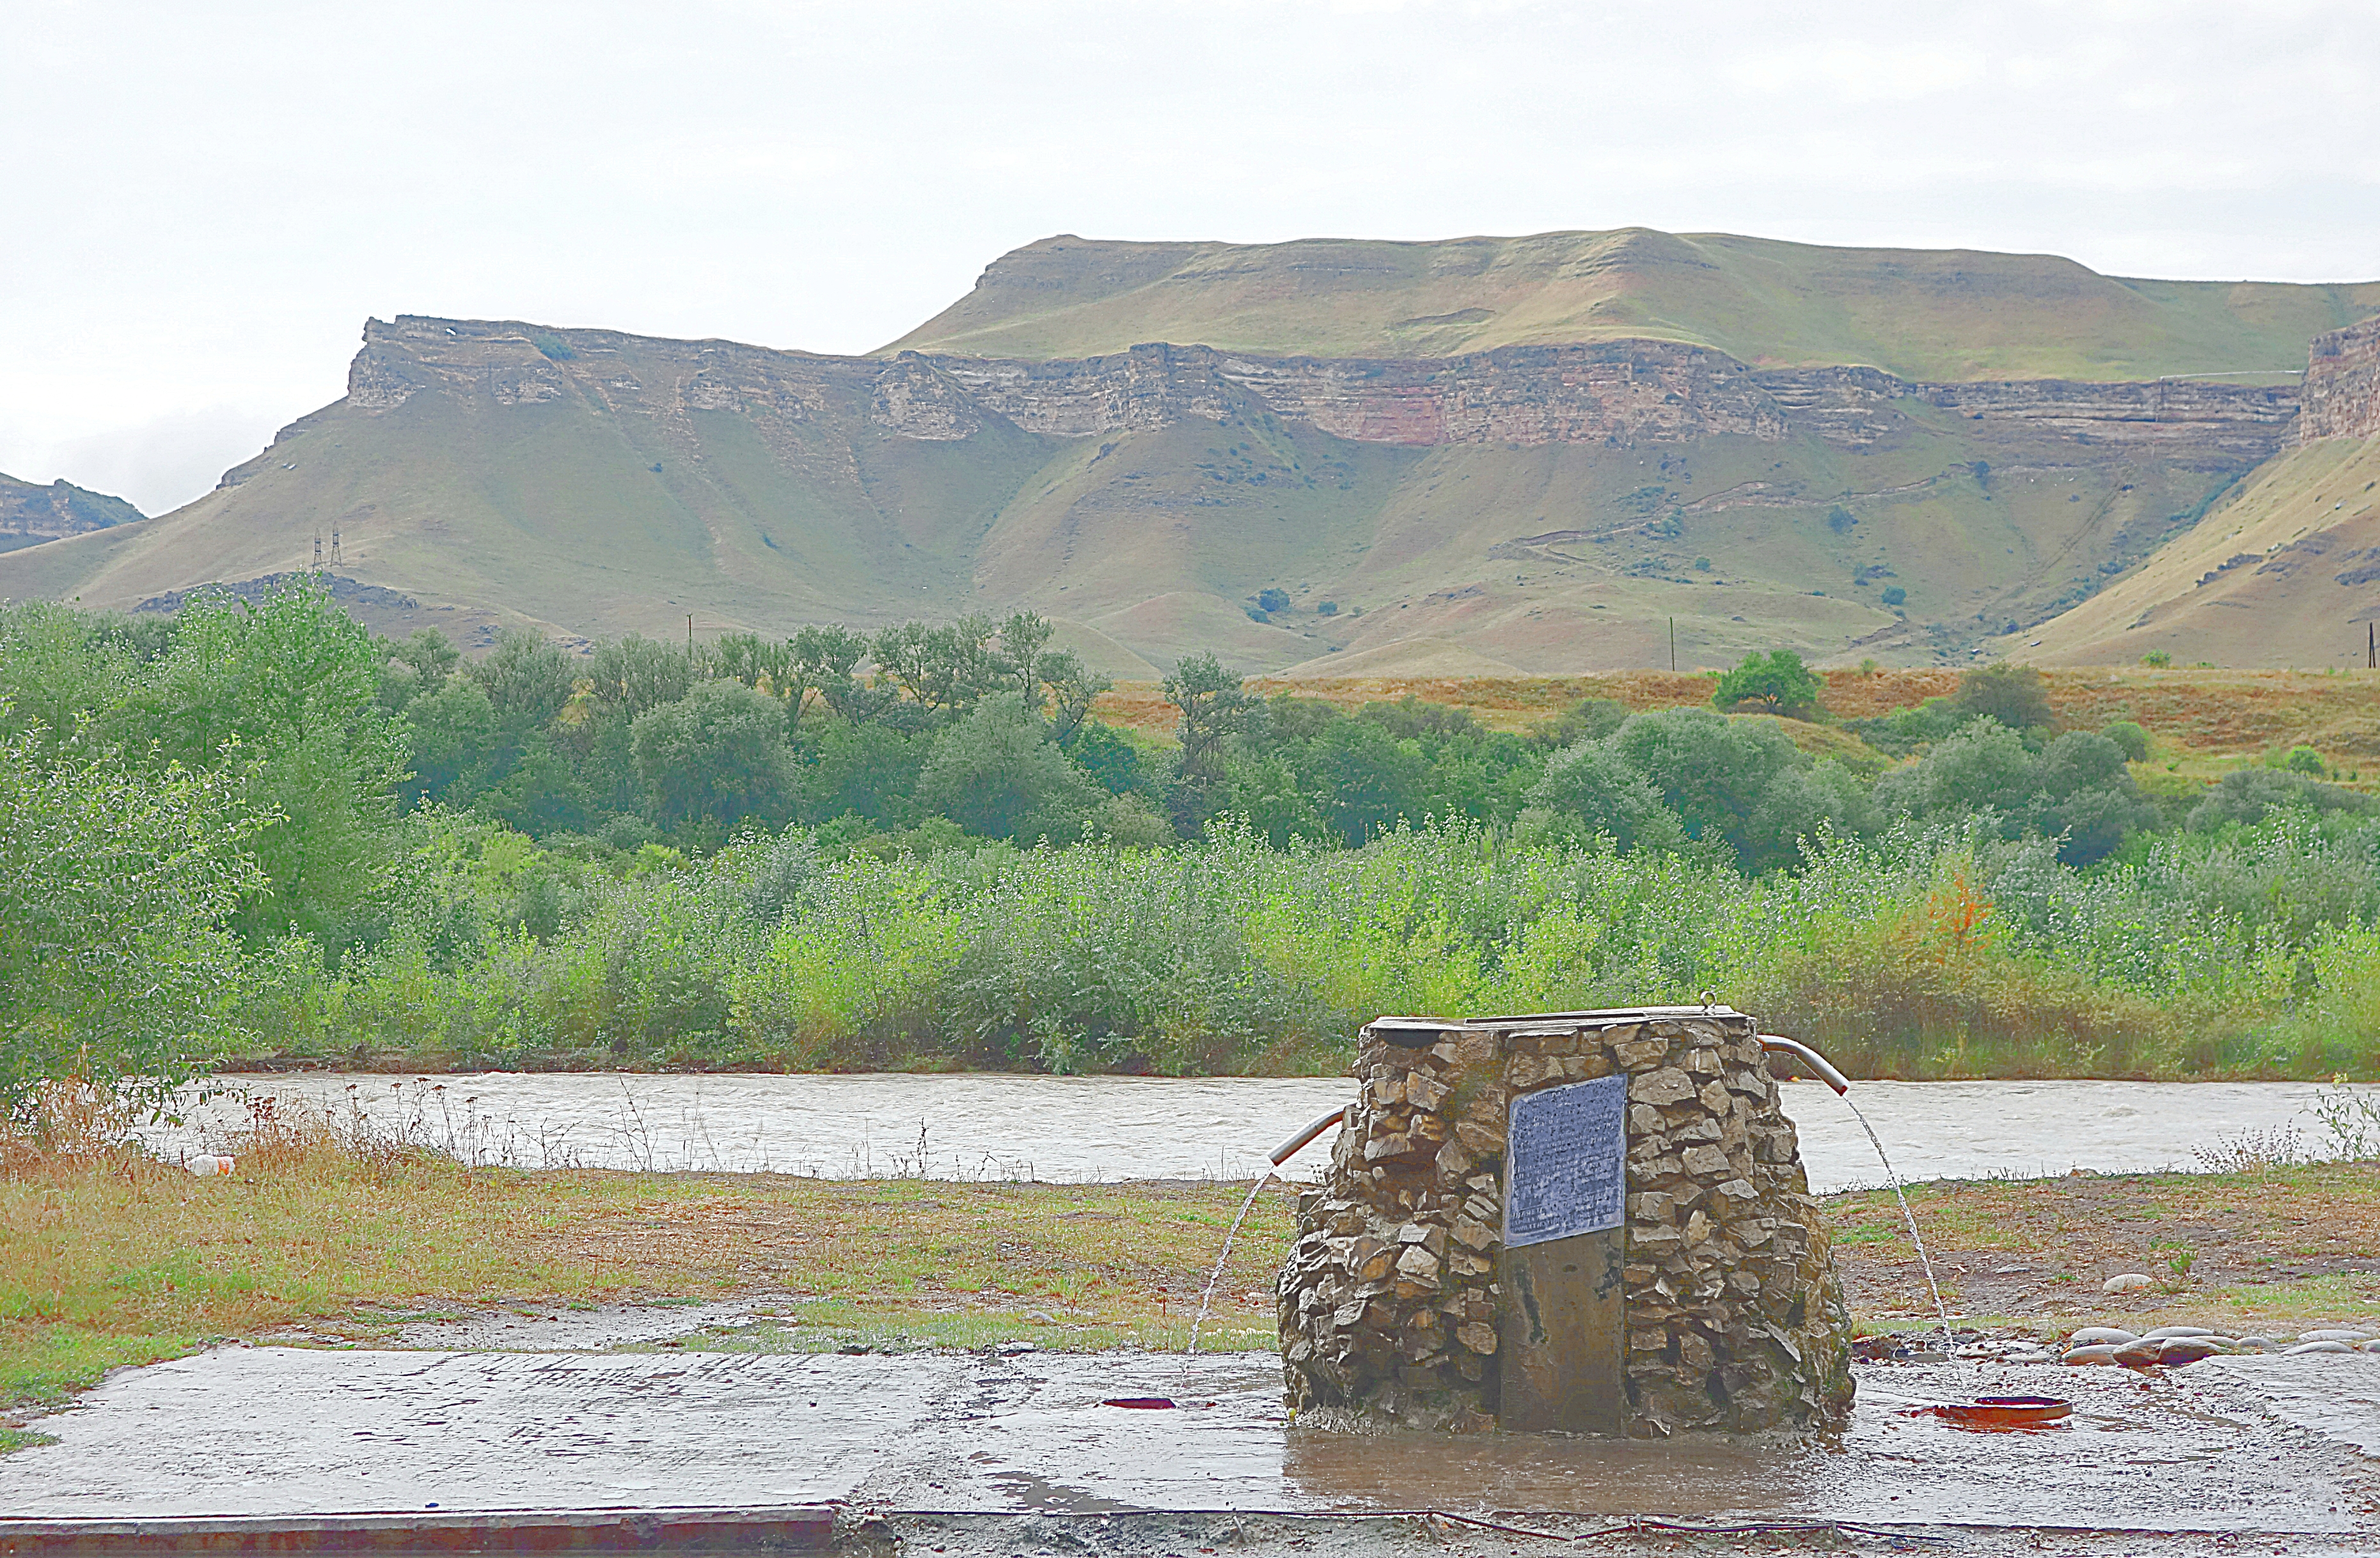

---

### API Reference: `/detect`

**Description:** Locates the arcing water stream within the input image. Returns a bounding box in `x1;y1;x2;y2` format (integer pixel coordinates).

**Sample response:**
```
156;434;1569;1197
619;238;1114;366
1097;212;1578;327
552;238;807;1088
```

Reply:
1839;1094;1955;1342
1186;1173;1277;1360
1178;1068;1960;1368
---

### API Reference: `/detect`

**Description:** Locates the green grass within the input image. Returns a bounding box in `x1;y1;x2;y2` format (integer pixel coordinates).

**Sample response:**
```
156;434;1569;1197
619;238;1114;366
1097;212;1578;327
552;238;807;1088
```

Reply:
1;1325;199;1420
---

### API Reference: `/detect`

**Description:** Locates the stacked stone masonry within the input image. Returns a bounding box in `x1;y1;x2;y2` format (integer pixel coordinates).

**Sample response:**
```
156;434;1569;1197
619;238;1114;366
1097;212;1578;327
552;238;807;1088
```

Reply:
1277;1010;1853;1438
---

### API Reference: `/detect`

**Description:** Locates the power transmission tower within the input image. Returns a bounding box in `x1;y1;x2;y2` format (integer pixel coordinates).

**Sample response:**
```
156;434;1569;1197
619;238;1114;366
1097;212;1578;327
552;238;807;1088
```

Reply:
329;530;343;567
311;531;322;570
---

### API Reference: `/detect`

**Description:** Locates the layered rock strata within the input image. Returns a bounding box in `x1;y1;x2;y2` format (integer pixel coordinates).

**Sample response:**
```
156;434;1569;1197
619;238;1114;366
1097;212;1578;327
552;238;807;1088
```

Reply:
345;317;2302;463
1277;1009;1852;1437
2303;315;2380;443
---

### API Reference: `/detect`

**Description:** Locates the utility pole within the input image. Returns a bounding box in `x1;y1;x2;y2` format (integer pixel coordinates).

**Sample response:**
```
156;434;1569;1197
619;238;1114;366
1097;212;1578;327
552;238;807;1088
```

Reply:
1669;617;1676;673
688;613;695;654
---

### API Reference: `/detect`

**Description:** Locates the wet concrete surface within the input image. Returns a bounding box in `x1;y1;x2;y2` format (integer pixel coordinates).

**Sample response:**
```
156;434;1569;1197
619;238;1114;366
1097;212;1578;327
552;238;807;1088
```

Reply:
2209;1353;2380;1458
157;1073;2370;1189
8;1345;2377;1536
371;1297;791;1353
856;1509;2380;1557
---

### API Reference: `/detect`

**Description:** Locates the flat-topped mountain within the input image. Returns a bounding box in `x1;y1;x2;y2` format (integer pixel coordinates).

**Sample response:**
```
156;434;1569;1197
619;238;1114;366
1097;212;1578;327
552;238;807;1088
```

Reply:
7;229;2377;672
887;229;2380;383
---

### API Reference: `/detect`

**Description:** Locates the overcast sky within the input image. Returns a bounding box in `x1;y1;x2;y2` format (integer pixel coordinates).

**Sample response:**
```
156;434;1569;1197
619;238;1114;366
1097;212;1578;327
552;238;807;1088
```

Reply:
7;0;2377;515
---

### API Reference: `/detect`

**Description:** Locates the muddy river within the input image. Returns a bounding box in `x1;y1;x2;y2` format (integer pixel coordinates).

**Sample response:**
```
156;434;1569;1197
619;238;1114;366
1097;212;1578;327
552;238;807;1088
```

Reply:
152;1072;2368;1190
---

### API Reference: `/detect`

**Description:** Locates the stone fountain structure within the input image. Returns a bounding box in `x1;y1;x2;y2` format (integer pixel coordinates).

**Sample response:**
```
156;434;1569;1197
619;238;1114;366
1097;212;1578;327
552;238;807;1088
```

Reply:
1276;1006;1854;1436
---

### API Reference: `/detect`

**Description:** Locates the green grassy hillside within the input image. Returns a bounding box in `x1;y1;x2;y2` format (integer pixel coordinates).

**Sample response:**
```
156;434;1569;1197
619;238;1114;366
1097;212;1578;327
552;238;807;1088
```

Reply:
888;229;2380;383
1;349;1060;647
2031;434;2380;670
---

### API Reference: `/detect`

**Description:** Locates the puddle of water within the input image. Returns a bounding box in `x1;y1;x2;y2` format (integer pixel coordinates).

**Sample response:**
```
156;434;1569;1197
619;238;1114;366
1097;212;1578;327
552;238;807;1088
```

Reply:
146;1073;2370;1187
5;1349;2373;1533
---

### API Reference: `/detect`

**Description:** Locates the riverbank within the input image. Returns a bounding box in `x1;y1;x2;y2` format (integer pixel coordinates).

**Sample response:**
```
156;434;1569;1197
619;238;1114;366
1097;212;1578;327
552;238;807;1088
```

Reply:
8;1122;2380;1452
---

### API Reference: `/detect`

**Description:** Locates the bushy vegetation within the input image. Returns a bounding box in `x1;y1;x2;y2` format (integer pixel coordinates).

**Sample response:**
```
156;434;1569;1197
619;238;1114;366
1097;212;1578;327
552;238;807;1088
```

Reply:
215;814;2380;1081
9;581;2380;1097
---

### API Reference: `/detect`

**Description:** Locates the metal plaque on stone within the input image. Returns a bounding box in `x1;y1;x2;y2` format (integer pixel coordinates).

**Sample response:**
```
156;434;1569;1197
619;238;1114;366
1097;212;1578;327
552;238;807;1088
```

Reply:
1504;1074;1627;1248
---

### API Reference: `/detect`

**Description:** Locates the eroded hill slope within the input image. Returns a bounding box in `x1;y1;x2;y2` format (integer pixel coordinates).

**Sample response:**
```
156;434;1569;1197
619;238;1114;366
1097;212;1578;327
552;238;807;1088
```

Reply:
2033;315;2380;669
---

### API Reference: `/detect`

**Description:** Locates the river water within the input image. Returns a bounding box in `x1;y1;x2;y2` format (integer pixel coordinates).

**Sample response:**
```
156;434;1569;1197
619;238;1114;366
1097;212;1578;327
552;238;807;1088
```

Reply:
150;1071;2370;1190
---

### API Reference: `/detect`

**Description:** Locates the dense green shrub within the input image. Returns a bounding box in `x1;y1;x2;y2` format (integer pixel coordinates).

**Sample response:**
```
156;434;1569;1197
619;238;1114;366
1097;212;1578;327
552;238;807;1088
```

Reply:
1875;720;2152;865
1951;662;2055;732
191;810;2380;1080
2188;769;2372;831
1710;650;1822;718
2102;720;2150;762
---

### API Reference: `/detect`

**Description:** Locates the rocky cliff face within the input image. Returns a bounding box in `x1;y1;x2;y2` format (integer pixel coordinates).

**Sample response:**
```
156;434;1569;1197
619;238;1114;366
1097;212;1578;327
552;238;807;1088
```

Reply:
922;340;1790;447
348;316;2301;465
0;475;142;547
2303;315;2380;443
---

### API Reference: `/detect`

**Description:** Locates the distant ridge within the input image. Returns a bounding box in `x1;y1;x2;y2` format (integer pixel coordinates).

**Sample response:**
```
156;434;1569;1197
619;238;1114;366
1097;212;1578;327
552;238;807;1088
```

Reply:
888;228;2380;384
0;473;141;554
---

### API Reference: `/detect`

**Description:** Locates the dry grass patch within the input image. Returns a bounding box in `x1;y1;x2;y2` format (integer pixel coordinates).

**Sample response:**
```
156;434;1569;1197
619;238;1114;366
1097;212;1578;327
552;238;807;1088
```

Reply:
1093;666;2380;770
1826;1162;2380;1335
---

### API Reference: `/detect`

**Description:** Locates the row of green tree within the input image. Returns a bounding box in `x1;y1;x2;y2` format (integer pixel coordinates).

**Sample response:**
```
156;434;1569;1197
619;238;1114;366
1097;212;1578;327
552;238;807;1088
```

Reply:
10;579;2380;1118
10;586;2368;952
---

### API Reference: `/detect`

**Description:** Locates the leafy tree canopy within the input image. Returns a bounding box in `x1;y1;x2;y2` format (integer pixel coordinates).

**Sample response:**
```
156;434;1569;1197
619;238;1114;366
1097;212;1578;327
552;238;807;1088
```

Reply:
1952;662;2055;732
1711;650;1822;719
1;715;262;1124
913;693;1101;843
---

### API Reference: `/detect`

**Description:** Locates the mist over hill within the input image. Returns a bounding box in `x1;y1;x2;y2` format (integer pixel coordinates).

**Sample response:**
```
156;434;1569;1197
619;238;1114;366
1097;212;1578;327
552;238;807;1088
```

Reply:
5;228;2373;672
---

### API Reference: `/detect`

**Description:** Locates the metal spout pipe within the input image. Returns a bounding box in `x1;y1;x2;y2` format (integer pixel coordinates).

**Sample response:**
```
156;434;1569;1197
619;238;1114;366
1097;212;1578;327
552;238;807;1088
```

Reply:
1757;1035;1851;1095
1270;1105;1350;1166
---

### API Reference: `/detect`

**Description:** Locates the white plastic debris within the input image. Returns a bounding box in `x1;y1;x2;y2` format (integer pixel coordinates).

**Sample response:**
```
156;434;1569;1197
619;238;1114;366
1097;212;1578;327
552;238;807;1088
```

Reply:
185;1154;237;1177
